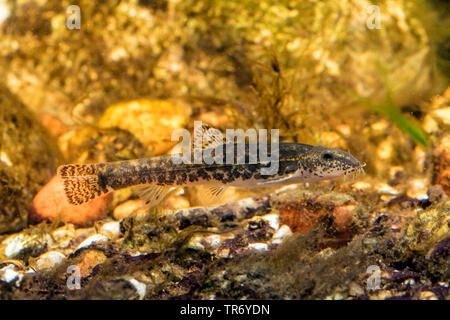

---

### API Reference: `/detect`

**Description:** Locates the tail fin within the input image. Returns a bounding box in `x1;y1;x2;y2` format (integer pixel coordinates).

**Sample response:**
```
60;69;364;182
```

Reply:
58;164;106;205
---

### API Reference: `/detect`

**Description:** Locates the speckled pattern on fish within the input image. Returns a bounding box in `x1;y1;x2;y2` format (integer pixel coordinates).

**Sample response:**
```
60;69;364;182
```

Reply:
58;143;364;206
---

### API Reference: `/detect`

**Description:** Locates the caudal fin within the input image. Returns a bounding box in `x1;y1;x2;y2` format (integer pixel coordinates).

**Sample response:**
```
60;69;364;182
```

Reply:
58;164;106;205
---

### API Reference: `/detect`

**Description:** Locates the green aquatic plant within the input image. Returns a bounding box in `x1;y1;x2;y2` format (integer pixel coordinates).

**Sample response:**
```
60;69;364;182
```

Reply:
354;92;428;148
350;67;429;148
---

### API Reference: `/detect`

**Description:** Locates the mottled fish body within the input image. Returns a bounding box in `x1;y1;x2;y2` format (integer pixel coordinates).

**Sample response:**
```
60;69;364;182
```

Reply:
58;142;364;207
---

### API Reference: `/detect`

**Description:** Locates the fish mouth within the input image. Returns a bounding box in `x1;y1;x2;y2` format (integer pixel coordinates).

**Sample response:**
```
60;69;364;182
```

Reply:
343;162;366;176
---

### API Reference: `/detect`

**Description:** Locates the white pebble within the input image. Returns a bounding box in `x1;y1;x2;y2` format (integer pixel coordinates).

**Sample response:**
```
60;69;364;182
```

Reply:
203;235;222;248
3;233;51;259
76;234;108;251
375;183;400;196
261;214;280;231
126;278;147;300
0;152;12;166
432;107;450;125
3;234;26;258
247;243;268;251
35;251;66;271
407;179;429;200
100;221;121;238
272;225;293;240
0;265;23;287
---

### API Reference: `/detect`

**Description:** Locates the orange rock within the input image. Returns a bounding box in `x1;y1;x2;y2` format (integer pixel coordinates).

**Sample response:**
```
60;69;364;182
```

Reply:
279;201;325;233
29;175;113;226
38;113;67;138
279;198;356;236
331;205;356;232
330;204;357;241
76;249;107;278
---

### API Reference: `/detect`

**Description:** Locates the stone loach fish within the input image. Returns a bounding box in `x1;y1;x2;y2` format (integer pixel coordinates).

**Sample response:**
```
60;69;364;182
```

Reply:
58;133;365;208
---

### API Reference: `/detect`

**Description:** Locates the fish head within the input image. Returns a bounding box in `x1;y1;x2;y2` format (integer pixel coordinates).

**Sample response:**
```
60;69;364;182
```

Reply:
301;146;365;180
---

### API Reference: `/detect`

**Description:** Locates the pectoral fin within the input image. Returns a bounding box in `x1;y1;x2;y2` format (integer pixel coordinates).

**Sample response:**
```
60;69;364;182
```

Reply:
256;173;297;186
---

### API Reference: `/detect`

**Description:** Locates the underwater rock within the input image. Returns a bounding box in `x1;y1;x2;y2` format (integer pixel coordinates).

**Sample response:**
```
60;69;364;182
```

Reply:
433;134;450;196
163;194;190;210
403;202;449;266
49;224;76;249
277;193;357;236
245;243;269;251
0;231;52;259
406;178;429;200
0;265;24;287
433;108;450;126
124;277;147;300
271;225;293;244
186;232;235;253
419;291;439;300
98;99;190;156
76;234;109;252
29;175;113;226
75;249;108;278
175;195;271;229
99;221;122;239
0;85;63;233
429;87;450;128
113;199;146;220
33;251;66;271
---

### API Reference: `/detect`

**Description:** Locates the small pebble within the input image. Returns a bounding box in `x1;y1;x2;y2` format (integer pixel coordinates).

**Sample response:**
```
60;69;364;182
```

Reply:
113;199;146;220
35;251;66;271
76;234;108;251
272;225;293;240
261;214;280;231
29;175;113;226
349;282;364;296
375;183;400;196
419;290;438;300
2;233;52;259
126;278;147;300
246;243;268;251
0;265;23;287
406;178;429;200
100;221;121;239
432;107;450;126
351;181;372;192
51;224;75;249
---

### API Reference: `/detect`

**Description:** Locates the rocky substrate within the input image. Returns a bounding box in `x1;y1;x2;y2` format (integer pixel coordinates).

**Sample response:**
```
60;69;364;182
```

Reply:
0;177;448;300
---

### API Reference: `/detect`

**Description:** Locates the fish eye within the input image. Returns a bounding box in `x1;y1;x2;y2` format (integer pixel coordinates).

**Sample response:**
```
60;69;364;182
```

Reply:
322;152;334;160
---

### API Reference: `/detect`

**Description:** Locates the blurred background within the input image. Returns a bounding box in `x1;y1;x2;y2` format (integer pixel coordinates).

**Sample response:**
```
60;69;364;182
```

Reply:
0;0;449;301
0;0;449;230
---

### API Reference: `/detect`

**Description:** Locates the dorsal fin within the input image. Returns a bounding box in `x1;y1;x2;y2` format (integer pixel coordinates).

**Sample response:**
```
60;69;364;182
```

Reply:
193;124;224;151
